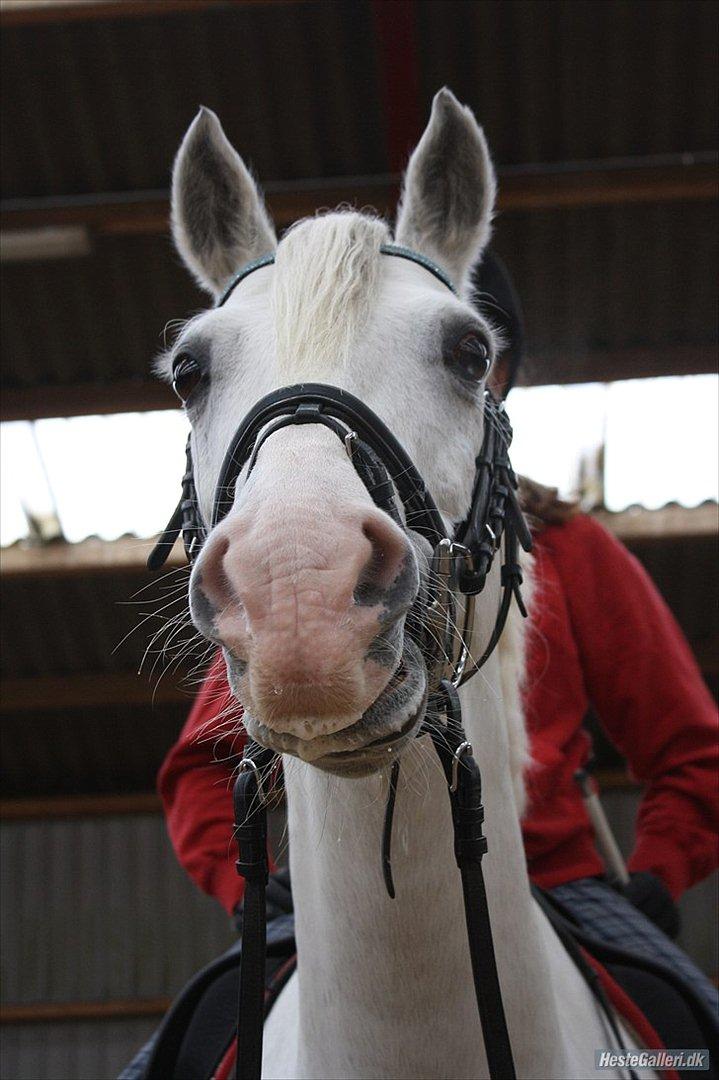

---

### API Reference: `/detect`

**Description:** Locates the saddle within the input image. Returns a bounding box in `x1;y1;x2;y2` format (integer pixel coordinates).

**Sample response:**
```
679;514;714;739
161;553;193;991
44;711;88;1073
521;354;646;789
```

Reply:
142;873;718;1080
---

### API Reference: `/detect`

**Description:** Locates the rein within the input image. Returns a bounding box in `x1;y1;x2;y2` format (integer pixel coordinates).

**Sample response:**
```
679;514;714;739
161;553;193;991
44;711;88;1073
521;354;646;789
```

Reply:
149;245;534;1080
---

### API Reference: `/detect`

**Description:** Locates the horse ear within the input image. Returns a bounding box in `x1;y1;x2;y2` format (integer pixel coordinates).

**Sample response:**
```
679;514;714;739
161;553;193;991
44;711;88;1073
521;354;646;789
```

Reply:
395;89;496;294
171;108;276;297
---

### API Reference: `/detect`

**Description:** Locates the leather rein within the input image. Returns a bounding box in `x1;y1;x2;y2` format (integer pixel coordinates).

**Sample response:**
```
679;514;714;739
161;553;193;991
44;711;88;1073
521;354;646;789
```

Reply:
149;245;534;1080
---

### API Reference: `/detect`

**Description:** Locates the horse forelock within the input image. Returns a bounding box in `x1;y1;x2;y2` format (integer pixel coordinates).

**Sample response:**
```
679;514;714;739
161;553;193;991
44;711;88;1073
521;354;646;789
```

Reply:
272;212;389;376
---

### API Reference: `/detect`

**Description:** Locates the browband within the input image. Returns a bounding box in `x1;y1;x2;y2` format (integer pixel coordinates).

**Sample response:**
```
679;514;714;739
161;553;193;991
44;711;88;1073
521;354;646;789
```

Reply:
216;243;457;308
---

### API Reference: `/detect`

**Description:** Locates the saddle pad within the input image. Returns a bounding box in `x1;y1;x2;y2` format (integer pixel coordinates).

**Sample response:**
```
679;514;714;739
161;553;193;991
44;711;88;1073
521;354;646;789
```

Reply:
583;950;679;1080
534;887;719;1080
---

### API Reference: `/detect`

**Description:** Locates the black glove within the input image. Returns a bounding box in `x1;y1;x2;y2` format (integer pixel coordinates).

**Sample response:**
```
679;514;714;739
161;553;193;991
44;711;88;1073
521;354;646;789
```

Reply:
621;871;680;940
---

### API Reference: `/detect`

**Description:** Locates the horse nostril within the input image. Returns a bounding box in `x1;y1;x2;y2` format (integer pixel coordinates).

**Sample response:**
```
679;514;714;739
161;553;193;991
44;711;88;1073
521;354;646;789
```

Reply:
354;513;416;609
194;531;236;613
363;516;410;582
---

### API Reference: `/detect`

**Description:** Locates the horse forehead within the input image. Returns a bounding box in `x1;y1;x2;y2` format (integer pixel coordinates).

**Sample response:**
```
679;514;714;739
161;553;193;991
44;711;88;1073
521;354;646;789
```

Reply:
211;240;460;316
219;244;458;318
197;248;471;383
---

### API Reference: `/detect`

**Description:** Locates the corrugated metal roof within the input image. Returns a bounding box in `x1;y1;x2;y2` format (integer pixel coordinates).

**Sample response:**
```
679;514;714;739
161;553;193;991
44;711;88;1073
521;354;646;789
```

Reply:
417;0;718;165
1;233;199;391
1;514;715;798
624;532;718;664
493;200;717;375
1;1;716;401
2;1;715;202
0;559;212;796
0;0;387;200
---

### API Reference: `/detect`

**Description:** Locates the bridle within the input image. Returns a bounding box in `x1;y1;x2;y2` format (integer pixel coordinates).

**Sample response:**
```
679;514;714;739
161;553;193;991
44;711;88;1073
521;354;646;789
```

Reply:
150;378;531;687
149;244;534;1080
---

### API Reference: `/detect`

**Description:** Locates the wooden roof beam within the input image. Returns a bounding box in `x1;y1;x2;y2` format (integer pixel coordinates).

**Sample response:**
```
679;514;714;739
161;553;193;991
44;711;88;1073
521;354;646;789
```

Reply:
0;0;296;27
0;997;170;1024
0;535;184;577
0;671;190;712
0;791;162;820
0;768;647;824
1;379;177;421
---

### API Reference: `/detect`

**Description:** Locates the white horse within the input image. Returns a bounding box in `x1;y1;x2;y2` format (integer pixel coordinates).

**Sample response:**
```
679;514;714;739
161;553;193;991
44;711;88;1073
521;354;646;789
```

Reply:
160;89;650;1080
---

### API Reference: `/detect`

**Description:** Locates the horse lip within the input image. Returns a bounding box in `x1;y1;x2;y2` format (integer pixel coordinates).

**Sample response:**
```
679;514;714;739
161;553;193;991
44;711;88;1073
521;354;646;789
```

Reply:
243;639;427;765
321;707;421;761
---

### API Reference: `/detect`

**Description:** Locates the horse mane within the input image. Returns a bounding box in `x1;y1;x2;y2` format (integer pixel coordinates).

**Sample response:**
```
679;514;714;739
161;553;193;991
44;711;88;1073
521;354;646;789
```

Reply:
272;211;389;376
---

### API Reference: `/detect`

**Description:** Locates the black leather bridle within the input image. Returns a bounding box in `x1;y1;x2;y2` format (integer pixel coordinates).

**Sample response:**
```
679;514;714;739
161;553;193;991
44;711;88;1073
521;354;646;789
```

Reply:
149;245;535;1080
149;378;531;687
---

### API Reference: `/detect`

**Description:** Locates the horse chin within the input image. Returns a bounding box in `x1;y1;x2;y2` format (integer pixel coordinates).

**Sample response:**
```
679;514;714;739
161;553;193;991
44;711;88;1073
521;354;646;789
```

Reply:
239;637;428;777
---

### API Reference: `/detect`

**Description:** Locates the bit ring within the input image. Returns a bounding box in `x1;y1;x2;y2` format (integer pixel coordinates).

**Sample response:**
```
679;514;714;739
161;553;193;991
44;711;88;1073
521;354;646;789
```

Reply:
239;757;267;804
450;740;473;792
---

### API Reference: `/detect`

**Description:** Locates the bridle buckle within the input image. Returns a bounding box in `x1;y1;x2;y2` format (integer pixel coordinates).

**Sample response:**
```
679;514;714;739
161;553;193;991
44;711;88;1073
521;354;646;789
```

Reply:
238;757;267;803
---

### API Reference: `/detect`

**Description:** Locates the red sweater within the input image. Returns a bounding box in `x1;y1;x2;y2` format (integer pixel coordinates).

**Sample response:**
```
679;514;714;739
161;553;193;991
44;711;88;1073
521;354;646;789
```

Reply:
158;515;718;914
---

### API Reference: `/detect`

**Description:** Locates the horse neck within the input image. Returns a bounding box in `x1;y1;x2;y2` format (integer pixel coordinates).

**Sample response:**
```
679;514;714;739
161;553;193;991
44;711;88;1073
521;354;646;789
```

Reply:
283;599;573;1079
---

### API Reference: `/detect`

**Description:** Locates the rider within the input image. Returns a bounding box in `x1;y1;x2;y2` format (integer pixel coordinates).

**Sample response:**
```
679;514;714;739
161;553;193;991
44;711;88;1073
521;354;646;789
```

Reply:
157;252;718;1010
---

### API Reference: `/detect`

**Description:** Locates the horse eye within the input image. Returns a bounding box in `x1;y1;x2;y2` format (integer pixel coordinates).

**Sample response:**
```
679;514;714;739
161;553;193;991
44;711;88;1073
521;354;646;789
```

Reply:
172;353;204;402
449;332;492;382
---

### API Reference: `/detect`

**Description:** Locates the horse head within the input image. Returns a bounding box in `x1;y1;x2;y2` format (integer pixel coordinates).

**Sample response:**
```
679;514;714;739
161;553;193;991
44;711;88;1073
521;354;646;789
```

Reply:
158;89;501;776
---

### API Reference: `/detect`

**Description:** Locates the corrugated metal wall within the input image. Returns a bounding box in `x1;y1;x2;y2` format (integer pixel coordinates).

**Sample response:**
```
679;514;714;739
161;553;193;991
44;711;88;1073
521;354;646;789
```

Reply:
1;814;234;1080
0;815;233;1003
1;1018;158;1080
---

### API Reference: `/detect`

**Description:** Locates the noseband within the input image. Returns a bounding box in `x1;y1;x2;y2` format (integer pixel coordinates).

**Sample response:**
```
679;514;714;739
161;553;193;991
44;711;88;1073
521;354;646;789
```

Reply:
149;245;534;1080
